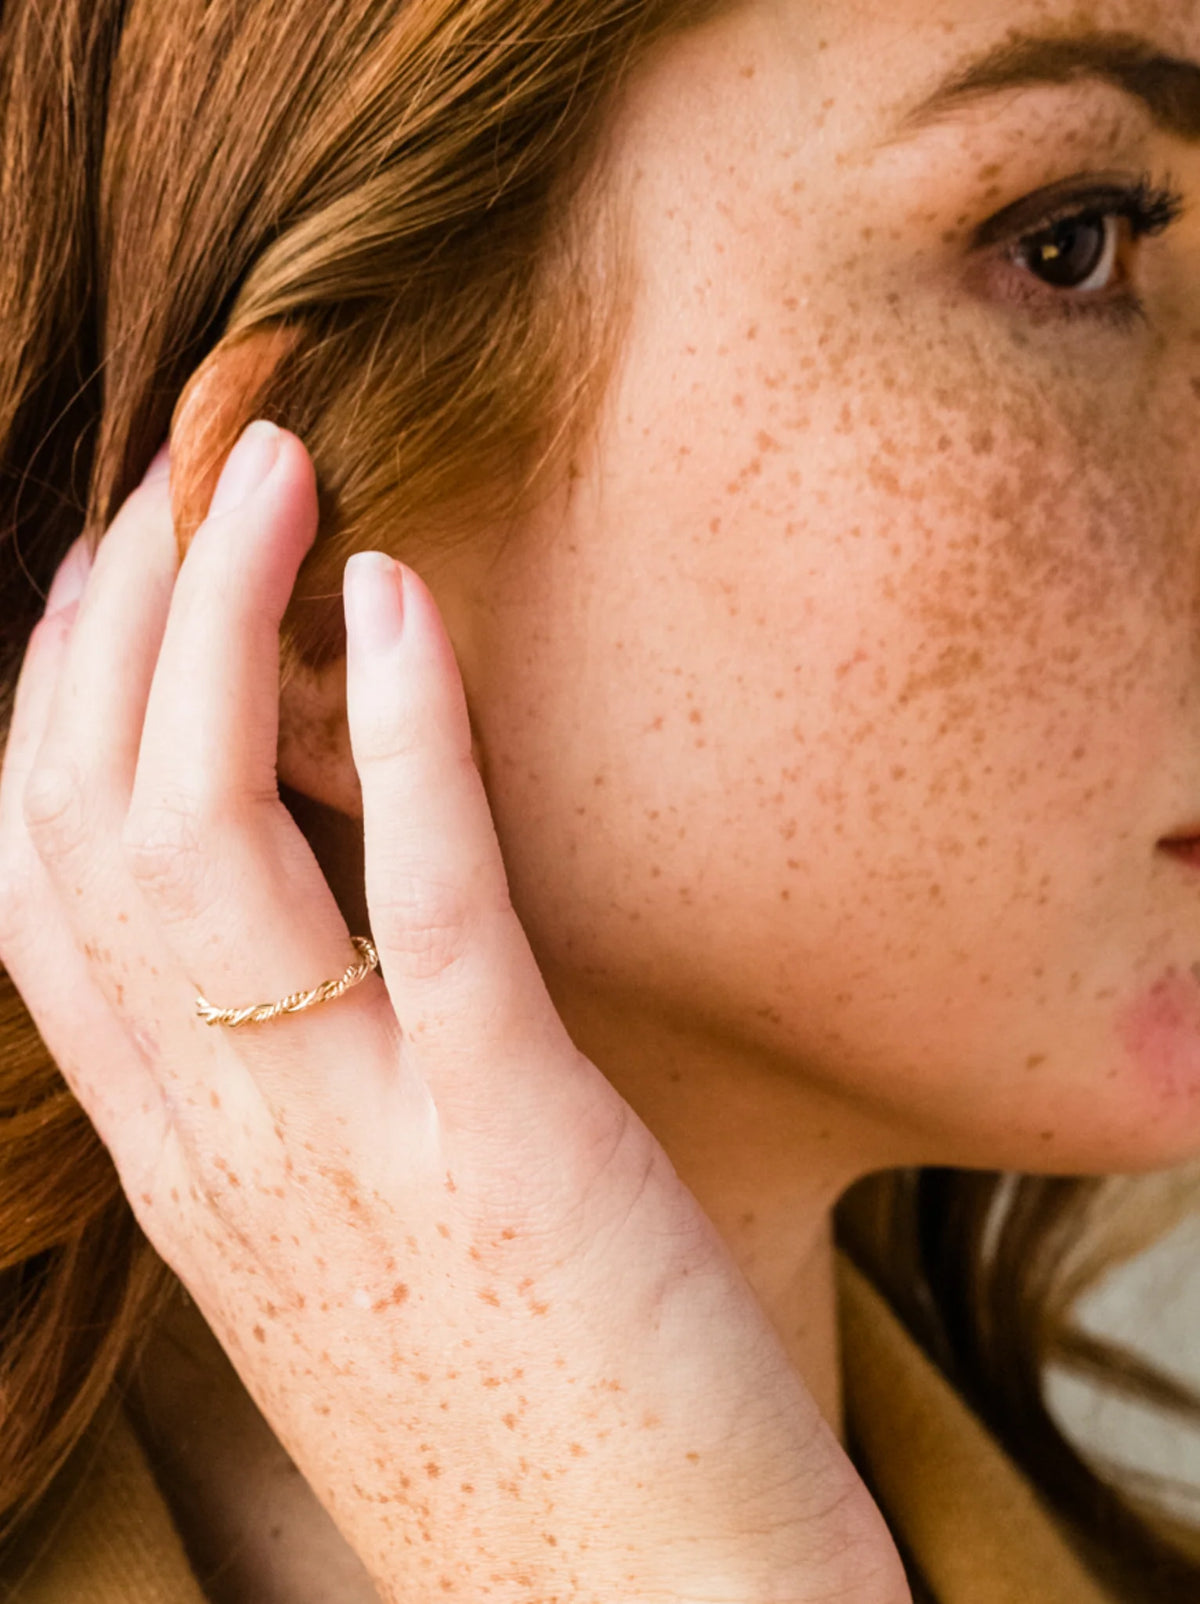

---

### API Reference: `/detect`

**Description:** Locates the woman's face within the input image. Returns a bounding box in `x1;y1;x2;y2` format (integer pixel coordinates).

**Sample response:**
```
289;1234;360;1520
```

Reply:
447;0;1200;1175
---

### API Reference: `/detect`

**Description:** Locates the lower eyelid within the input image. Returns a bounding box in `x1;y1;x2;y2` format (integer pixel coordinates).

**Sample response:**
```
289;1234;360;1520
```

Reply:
962;247;1144;328
963;177;1185;324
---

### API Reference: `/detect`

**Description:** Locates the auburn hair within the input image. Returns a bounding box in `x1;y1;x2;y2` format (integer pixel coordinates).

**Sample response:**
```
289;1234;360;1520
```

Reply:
1;3;1198;1598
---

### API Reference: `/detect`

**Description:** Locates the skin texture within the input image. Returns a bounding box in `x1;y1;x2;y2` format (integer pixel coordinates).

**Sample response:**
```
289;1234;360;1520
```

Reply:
451;0;1200;1182
17;0;1200;1598
264;0;1200;1419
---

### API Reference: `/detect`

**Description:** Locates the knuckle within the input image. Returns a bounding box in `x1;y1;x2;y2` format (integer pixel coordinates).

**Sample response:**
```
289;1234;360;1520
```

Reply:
22;759;88;858
372;871;475;983
121;799;208;912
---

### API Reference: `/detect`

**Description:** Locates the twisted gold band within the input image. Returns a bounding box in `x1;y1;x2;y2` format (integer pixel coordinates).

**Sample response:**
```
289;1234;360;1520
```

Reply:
195;935;379;1029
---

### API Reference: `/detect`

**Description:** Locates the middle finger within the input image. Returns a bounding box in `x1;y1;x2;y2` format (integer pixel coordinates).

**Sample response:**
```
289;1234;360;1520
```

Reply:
119;425;397;1124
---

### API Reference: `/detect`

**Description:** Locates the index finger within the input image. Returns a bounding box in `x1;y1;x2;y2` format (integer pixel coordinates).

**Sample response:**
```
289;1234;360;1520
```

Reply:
344;554;600;1136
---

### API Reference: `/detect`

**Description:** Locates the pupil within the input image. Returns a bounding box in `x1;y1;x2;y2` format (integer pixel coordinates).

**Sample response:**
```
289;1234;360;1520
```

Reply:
1027;214;1107;288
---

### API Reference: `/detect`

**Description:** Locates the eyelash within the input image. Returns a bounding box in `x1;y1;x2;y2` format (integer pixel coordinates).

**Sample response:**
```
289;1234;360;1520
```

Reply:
984;173;1186;329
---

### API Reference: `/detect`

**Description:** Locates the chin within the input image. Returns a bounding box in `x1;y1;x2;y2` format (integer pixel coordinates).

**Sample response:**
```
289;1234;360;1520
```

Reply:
952;1024;1200;1178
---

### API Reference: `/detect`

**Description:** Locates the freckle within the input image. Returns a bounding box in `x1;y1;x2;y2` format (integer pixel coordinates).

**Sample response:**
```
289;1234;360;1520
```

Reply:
436;1222;451;1238
425;1462;440;1478
461;1483;474;1494
253;1324;265;1343
529;1300;550;1316
1191;377;1200;401
1039;1130;1056;1141
444;1172;457;1193
373;1282;410;1312
209;1089;220;1109
686;1451;701;1463
117;911;129;923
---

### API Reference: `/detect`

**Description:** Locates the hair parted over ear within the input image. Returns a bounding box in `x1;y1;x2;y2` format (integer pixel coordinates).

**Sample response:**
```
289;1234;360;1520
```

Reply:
167;325;302;559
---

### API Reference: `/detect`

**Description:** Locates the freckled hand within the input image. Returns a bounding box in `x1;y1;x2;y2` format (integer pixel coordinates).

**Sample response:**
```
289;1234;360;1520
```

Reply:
0;428;910;1604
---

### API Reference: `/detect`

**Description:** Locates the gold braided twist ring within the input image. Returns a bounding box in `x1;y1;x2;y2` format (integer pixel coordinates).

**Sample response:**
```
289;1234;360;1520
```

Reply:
194;935;379;1029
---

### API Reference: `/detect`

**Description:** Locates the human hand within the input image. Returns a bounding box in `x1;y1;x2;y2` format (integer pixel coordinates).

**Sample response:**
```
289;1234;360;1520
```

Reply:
0;425;909;1603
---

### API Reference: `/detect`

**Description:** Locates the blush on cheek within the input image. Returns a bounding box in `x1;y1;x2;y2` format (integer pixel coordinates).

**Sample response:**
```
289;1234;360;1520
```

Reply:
1115;967;1200;1106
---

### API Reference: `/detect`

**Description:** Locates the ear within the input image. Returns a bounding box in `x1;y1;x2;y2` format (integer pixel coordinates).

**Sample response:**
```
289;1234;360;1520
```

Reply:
277;656;364;818
276;659;371;937
163;326;485;828
274;649;489;822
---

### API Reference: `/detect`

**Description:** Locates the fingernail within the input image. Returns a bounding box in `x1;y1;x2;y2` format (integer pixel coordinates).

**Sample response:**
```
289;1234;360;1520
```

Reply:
45;535;92;617
209;421;282;517
345;552;405;652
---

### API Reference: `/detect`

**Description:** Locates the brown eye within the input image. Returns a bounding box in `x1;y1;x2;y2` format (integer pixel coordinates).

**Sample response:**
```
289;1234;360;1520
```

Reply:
1016;212;1119;292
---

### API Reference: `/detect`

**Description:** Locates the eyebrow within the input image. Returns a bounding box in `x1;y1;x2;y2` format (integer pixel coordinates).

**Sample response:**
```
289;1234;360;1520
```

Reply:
895;30;1200;144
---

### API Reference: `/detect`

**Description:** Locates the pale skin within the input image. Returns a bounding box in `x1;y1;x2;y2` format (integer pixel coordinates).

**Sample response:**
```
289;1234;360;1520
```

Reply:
2;0;1200;1600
